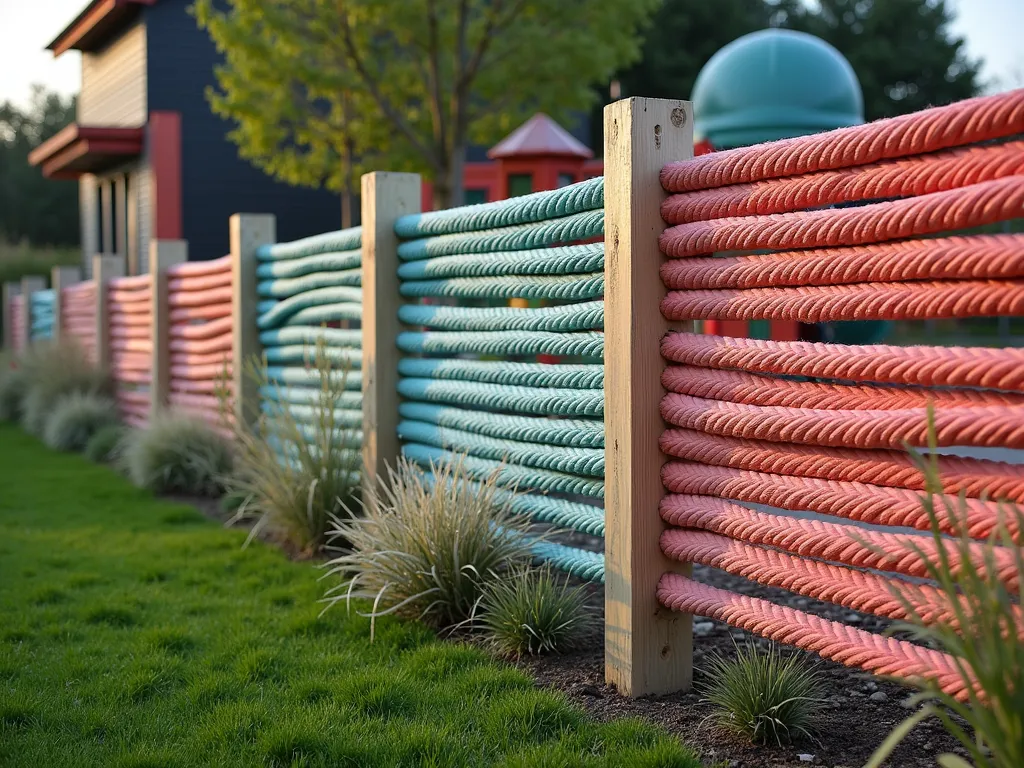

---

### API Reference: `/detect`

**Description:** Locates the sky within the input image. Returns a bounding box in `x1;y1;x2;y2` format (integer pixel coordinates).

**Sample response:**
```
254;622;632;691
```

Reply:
0;0;1021;110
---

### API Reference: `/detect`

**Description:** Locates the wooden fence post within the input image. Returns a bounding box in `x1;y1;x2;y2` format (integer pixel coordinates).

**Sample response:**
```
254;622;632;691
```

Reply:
1;282;19;350
604;97;694;696
361;172;421;490
230;214;275;427
20;276;46;349
51;266;83;342
93;254;126;371
149;240;188;415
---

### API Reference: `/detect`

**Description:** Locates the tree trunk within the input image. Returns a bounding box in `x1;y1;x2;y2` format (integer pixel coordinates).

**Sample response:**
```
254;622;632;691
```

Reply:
340;135;355;229
448;144;465;208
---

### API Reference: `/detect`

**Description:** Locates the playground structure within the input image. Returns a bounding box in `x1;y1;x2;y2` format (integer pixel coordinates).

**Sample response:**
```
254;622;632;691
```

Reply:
3;87;1024;701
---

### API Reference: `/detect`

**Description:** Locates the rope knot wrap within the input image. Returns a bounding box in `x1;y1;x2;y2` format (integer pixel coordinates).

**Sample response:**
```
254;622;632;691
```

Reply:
656;89;1024;701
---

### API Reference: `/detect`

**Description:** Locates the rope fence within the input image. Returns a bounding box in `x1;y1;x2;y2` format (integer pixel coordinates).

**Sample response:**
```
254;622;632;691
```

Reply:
108;274;152;427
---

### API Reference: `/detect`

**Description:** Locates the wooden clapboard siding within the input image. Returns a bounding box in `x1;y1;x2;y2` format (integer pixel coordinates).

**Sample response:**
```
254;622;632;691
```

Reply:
79;22;147;127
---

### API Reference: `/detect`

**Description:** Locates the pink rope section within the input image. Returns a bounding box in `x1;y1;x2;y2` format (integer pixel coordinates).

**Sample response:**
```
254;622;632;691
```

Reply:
111;338;153;354
660;88;1024;193
171;363;233;380
661;365;1024;409
660;235;1024;291
168;286;232;308
170;304;231;323
168;271;232;292
660;495;1020;591
170;351;231;367
111;325;149;340
170;315;233;340
660;529;977;624
170;379;224;395
169;334;231;355
661;332;1024;392
661;393;1024;449
660;176;1024;258
661;140;1024;224
657;574;972;701
108;275;151;290
661;461;1013;542
662;279;1024;323
166;255;230;278
659;428;1024;502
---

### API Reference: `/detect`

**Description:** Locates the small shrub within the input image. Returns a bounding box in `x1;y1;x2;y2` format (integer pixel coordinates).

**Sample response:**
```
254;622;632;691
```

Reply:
703;644;824;746
224;343;361;555
0;363;28;422
478;566;595;657
83;424;127;464
120;413;232;496
324;457;532;632
19;340;110;435
43;393;120;452
867;424;1024;768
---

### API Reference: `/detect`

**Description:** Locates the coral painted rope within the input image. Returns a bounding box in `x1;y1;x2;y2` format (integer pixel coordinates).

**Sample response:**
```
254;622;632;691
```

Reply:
661;461;1013;542
661;495;1020;591
657;574;972;700
660;176;1024;258
660;88;1024;193
660;529;974;623
661;332;1024;392
660;393;1024;449
660;428;1024;502
660;235;1024;290
661;279;1024;323
661;140;1024;224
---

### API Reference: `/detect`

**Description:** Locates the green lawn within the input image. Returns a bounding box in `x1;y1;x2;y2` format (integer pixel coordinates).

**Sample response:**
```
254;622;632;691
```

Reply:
0;425;698;768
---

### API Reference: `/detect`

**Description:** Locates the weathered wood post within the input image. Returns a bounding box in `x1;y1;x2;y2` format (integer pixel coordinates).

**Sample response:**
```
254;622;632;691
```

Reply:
1;282;19;350
149;240;188;414
20;276;46;348
93;254;126;371
51;266;83;342
604;97;694;696
230;214;276;427
360;172;421;489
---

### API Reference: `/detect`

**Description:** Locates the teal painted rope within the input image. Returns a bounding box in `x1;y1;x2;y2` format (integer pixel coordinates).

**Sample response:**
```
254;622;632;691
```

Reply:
30;290;55;303
397;330;603;358
398;419;604;478
261;401;363;428
399;301;602;333
420;472;605;536
397;243;604;281
257;286;363;329
398;358;603;389
259;327;361;349
257;227;361;260
398;209;604;261
256;249;361;279
259;385;362;409
398;377;603;417
402;443;605;498
269;435;363;459
265;366;362;390
400;272;604;301
527;538;604;583
274;304;363;327
258;268;361;298
395;177;603;238
263;345;362;367
398;402;603;448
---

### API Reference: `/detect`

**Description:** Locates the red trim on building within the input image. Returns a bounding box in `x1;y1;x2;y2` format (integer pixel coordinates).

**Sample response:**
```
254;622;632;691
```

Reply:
149;111;182;239
47;0;155;57
28;123;144;179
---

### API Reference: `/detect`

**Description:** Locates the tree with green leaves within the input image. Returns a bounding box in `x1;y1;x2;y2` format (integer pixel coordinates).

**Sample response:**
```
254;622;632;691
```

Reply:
194;0;660;212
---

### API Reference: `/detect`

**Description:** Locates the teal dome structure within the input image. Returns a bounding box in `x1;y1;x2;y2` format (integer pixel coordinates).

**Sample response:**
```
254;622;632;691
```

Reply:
693;29;864;148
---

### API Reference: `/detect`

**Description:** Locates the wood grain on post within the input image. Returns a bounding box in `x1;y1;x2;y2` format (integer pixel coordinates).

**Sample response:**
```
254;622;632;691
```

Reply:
20;276;46;349
604;97;694;697
1;282;20;350
230;214;275;427
149;240;188;415
93;254;126;371
361;172;421;489
51;266;83;342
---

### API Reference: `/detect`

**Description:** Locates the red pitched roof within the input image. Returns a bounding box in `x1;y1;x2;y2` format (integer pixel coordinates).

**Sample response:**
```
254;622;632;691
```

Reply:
28;123;144;179
47;0;155;57
487;114;594;160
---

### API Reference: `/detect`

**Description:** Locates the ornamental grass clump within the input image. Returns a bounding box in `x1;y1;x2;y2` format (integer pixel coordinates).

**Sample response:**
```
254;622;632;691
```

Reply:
223;343;361;556
478;565;595;657
703;644;824;746
19;340;111;436
0;357;27;422
83;423;127;464
323;457;533;633
119;413;233;496
42;392;120;452
867;423;1024;768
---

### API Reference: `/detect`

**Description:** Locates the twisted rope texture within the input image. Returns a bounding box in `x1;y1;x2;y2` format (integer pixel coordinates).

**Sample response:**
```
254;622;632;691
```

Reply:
397;243;603;281
397;330;603;359
397;359;604;389
257;227;361;260
398;301;603;332
399;272;604;301
398;377;604;418
399;402;604;448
